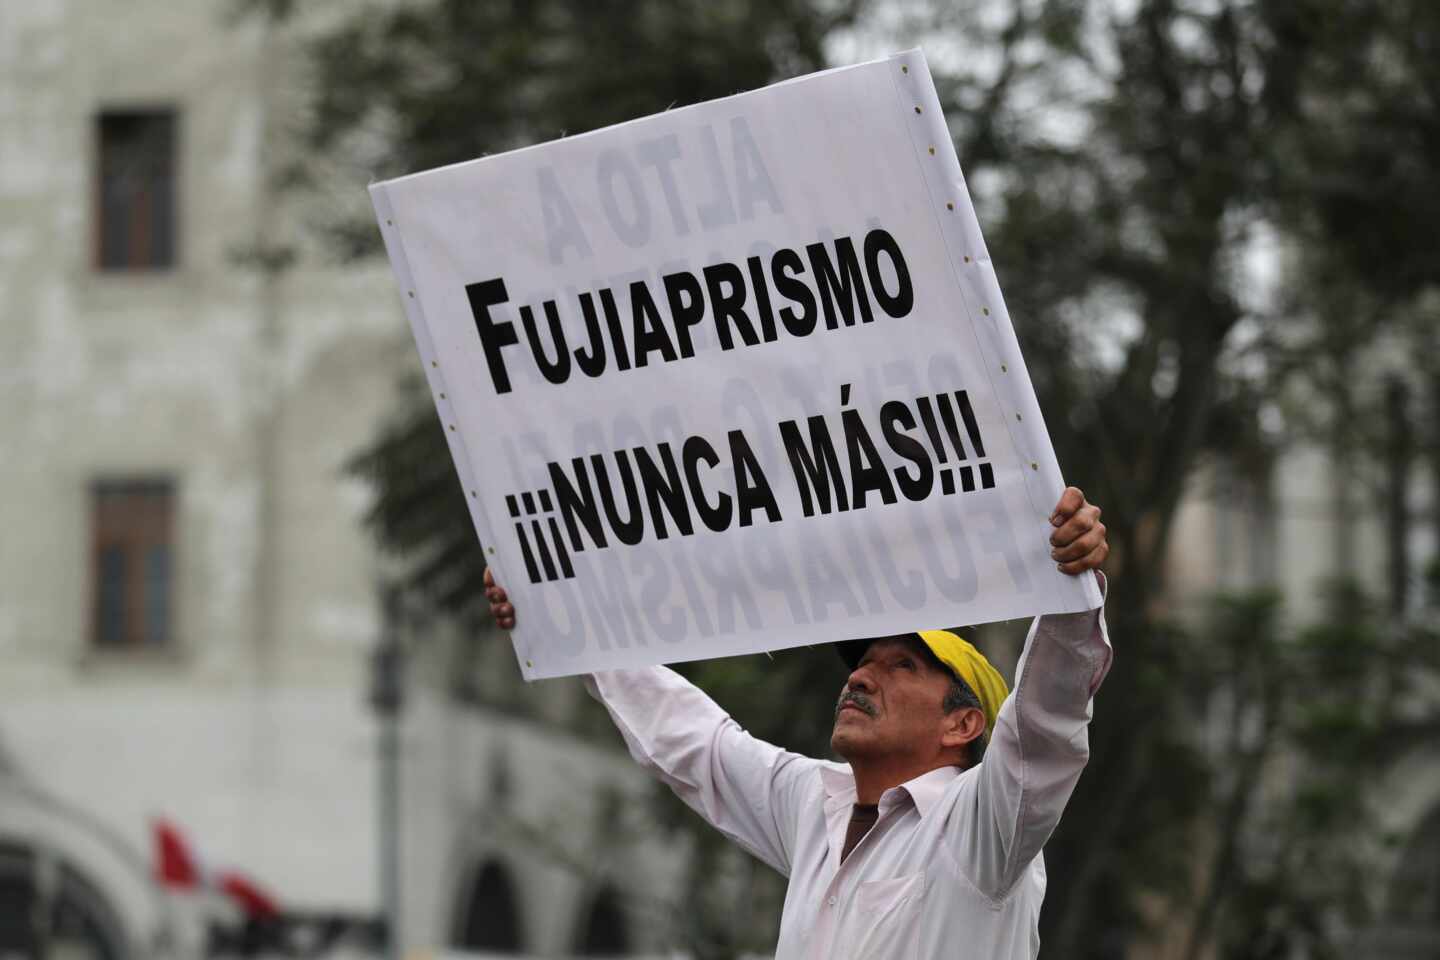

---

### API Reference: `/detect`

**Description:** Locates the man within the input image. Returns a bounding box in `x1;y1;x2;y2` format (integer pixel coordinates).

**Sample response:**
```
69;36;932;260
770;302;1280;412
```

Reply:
485;486;1110;959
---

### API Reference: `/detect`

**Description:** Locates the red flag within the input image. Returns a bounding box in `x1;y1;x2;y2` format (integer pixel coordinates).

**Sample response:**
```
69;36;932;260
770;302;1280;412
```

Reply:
152;818;281;920
154;819;201;889
217;871;281;921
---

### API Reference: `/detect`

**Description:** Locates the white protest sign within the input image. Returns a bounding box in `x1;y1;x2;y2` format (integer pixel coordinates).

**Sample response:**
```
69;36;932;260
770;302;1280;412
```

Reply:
370;49;1102;680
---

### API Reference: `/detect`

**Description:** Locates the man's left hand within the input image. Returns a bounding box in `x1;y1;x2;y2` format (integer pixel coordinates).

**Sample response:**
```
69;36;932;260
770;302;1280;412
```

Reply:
1048;487;1108;575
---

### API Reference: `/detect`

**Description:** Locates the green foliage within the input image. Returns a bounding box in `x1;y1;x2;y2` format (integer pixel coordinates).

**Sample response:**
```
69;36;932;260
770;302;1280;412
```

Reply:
1202;579;1437;960
294;0;860;259
1261;1;1440;302
347;374;489;614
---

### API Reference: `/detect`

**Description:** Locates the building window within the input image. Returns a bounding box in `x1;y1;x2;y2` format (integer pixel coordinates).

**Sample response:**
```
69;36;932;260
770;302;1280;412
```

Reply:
573;884;630;957
452;860;522;953
95;110;177;270
91;479;175;649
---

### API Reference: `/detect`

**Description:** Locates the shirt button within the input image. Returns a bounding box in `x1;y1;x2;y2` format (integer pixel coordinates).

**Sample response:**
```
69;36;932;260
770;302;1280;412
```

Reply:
827;896;837;907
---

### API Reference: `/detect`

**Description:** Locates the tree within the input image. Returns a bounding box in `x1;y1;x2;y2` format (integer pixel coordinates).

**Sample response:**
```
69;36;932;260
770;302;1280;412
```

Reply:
1263;0;1440;603
922;1;1302;951
915;0;1440;953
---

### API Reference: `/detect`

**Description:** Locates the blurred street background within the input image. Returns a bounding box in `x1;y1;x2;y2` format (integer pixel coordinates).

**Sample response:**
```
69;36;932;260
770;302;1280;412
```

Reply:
1;0;1437;958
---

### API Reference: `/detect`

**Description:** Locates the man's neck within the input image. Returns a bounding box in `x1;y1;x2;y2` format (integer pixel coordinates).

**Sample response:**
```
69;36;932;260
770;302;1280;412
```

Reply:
850;756;957;804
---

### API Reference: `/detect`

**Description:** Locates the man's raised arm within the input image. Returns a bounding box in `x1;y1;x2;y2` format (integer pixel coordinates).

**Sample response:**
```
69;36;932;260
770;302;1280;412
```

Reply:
949;489;1113;900
485;568;820;877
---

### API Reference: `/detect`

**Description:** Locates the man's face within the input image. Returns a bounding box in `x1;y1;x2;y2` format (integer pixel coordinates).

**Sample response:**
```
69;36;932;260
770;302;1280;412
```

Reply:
830;635;954;764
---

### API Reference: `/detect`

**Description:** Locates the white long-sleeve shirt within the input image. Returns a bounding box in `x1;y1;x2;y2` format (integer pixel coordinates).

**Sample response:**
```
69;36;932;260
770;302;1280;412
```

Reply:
585;584;1111;959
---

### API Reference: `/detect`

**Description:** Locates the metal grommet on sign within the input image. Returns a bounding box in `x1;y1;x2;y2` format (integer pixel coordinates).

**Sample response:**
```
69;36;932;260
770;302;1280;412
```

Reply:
928;146;935;155
901;65;909;74
963;255;971;263
1001;364;1009;372
439;392;446;399
431;360;438;368
408;291;415;298
946;202;955;211
385;219;392;226
448;424;456;432
982;307;990;316
1016;413;1023;421
914;106;922;114
1030;462;1039;471
470;489;477;498
525;659;533;667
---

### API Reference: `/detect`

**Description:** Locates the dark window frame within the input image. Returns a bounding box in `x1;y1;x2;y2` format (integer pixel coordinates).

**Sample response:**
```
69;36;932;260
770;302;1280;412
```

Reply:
93;108;179;271
90;477;177;651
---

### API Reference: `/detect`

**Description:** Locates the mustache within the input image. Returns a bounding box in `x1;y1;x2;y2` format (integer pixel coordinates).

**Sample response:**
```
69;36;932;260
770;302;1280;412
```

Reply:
835;690;878;719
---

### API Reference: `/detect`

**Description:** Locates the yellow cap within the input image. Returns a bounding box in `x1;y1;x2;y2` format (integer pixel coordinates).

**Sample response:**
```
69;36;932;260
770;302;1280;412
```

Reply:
915;630;1010;740
836;630;1010;740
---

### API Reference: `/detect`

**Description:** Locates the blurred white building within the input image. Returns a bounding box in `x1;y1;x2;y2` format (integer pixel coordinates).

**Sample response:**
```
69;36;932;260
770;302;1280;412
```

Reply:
0;3;683;958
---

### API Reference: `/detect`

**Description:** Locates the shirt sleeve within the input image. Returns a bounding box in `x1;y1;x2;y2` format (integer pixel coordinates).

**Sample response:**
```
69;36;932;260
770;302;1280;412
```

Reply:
949;571;1113;900
585;666;820;877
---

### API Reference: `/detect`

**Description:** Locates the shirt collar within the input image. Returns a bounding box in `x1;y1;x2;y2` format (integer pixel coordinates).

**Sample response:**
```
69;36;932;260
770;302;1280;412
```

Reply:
895;765;963;817
819;763;856;804
819;763;963;818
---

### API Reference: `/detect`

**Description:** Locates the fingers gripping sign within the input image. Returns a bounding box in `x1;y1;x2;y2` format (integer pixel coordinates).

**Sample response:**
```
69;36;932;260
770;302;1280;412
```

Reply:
1047;486;1109;576
484;566;516;630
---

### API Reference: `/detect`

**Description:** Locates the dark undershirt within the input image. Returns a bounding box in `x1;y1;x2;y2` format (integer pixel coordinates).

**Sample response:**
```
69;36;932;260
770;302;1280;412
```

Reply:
840;803;880;863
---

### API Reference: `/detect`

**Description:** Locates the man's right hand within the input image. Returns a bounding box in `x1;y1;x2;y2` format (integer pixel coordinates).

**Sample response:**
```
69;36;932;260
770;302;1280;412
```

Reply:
484;567;516;630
